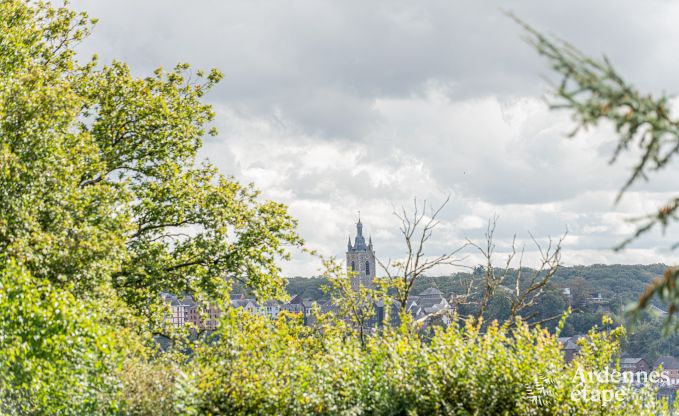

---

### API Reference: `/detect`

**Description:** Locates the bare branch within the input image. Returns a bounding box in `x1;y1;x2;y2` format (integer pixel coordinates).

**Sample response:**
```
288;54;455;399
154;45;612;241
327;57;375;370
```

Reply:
467;215;566;326
382;196;466;312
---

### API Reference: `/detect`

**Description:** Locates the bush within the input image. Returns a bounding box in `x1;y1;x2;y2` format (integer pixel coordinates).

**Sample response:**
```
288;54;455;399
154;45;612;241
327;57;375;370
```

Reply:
185;310;667;415
0;261;122;415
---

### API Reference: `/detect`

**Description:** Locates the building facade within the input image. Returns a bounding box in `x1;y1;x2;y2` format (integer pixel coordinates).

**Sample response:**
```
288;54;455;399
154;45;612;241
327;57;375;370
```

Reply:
346;218;376;290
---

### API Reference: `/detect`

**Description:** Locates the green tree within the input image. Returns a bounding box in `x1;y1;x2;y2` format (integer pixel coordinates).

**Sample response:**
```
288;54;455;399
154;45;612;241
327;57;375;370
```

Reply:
323;257;389;346
484;292;513;322
0;0;302;322
0;1;302;412
569;276;592;309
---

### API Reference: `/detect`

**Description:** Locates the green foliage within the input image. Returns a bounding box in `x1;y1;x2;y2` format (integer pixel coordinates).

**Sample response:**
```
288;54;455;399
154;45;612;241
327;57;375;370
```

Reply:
186;310;666;415
0;2;671;414
0;261;121;415
322;257;392;345
116;354;183;416
0;0;302;321
0;0;302;412
622;311;679;363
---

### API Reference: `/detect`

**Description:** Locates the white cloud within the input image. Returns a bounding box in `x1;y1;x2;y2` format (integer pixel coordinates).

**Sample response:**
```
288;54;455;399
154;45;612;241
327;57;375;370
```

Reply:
201;92;679;275
70;0;679;275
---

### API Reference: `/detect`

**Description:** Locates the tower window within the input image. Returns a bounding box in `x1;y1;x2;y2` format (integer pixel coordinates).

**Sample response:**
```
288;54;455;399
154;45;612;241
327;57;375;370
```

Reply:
365;261;370;275
351;261;355;271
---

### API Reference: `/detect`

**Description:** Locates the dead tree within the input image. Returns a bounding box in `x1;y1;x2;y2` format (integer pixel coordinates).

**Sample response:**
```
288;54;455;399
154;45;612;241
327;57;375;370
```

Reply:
379;197;467;313
468;216;565;325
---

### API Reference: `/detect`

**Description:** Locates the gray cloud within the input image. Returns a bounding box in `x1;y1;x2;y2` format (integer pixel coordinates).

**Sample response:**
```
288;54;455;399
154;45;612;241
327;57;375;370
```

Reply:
71;0;679;275
74;0;679;139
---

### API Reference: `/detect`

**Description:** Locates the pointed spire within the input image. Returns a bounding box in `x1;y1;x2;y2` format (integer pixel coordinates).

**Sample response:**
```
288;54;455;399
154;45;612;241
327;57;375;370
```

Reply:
369;236;373;249
347;236;352;251
352;214;367;251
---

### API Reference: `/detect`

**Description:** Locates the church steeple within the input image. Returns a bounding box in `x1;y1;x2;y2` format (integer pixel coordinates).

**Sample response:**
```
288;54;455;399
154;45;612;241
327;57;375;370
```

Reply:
353;218;367;251
346;216;376;290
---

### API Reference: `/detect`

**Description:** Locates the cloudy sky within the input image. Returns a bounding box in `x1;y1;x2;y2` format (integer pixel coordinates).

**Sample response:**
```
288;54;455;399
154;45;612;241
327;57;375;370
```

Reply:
71;0;679;276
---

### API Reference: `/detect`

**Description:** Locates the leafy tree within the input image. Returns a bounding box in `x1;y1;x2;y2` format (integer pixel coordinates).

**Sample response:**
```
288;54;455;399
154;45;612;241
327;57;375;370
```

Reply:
525;287;568;331
0;0;302;323
284;276;330;300
569;276;593;309
322;257;390;346
484;292;513;323
0;0;301;412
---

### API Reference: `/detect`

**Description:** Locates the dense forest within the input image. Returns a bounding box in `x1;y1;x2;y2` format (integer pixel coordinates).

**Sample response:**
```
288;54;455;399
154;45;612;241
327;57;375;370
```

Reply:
284;263;666;309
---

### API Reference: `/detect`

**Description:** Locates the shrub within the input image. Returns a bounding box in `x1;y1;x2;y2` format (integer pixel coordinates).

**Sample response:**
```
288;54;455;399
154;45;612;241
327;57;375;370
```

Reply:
186;310;667;415
0;261;122;415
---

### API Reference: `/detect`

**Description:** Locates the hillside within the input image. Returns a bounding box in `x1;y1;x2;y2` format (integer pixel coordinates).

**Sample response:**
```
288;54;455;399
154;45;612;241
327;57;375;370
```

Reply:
285;263;667;307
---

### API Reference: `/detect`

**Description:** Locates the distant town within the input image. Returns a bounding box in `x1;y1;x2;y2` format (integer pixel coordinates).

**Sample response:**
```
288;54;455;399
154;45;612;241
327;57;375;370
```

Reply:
162;219;457;330
160;219;679;393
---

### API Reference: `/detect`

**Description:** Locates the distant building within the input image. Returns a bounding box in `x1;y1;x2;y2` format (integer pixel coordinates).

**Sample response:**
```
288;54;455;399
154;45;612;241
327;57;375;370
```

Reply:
162;217;460;331
620;357;649;373
655;356;679;384
280;294;305;314
558;335;585;364
161;293;221;331
409;287;451;318
261;300;281;318
232;298;258;315
161;293;187;327
588;293;607;305
346;218;376;290
372;287;453;328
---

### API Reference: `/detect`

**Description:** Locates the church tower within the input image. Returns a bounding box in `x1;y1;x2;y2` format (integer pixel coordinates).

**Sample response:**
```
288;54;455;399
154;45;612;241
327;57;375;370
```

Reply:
346;218;376;290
